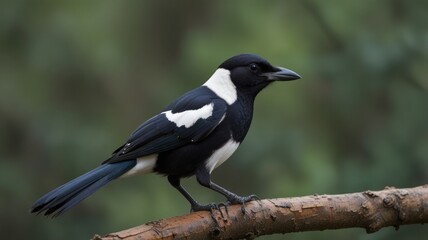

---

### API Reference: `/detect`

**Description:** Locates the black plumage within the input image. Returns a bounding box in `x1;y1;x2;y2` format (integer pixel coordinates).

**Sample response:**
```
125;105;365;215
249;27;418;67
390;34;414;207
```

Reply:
30;54;300;216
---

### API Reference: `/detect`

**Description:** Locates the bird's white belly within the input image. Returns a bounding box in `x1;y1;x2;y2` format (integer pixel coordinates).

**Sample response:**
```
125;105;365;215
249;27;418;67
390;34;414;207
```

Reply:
205;139;240;173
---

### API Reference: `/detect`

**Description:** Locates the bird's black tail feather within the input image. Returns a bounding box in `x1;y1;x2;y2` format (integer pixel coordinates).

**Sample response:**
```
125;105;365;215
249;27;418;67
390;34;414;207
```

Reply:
30;160;136;217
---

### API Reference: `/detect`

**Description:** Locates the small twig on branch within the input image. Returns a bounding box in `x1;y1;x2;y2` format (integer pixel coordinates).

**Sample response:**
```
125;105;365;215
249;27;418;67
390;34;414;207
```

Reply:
94;185;428;240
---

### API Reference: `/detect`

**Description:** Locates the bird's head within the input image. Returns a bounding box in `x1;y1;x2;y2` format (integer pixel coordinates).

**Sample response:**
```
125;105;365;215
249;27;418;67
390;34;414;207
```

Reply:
204;54;301;104
221;53;300;86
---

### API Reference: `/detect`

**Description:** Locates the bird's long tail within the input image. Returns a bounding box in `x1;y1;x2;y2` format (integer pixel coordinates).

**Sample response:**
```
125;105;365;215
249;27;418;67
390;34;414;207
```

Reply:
30;160;136;217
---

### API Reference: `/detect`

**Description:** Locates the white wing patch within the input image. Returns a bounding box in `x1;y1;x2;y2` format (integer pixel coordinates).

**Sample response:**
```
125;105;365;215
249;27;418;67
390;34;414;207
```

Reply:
165;103;214;128
203;68;237;105
205;139;240;173
120;154;157;178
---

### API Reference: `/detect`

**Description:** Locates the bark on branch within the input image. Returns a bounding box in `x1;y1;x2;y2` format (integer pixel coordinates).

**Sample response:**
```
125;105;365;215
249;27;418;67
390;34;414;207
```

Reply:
94;185;428;240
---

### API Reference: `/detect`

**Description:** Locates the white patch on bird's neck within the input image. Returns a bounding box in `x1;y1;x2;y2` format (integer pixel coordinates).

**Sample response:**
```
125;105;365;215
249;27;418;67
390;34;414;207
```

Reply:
203;68;237;105
165;103;214;128
205;139;240;173
120;154;157;178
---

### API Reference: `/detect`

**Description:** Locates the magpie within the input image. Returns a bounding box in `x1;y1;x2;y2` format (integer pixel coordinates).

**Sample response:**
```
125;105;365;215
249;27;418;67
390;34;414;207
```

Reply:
30;54;300;216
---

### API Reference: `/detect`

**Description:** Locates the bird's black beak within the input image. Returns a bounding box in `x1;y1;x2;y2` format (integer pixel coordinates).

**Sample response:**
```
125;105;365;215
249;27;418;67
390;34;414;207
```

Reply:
263;66;301;81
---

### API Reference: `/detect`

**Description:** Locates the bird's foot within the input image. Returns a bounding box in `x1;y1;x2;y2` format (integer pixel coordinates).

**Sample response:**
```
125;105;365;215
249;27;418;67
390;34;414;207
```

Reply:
228;194;259;204
226;194;259;214
189;195;259;215
190;202;220;212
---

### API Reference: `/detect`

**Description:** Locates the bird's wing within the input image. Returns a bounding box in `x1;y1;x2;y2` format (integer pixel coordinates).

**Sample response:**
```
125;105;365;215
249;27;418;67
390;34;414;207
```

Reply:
104;93;227;163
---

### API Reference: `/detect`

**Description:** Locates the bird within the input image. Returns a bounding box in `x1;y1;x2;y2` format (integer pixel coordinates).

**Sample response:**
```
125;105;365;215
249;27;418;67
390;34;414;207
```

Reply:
30;54;301;217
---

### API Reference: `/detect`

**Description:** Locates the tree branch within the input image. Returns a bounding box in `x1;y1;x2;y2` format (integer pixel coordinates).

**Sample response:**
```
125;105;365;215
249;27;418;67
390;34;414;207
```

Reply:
93;185;428;240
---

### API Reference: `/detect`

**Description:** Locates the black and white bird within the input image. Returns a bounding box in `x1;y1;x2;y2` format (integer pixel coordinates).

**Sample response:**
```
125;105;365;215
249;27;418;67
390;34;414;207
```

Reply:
30;54;300;216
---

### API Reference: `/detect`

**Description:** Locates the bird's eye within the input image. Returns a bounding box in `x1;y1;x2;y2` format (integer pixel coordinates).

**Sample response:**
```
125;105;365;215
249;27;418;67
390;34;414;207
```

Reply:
249;63;259;73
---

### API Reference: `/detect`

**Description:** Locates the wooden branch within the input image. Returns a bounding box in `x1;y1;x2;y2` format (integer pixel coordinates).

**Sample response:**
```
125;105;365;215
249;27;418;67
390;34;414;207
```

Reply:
93;185;428;240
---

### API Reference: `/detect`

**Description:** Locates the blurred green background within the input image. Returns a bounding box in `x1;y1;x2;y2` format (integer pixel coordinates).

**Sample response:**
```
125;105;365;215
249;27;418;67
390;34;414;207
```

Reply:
1;0;427;239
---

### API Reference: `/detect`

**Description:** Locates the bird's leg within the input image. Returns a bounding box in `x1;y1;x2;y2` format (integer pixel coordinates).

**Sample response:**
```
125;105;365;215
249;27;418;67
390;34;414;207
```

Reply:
196;168;258;210
167;175;219;212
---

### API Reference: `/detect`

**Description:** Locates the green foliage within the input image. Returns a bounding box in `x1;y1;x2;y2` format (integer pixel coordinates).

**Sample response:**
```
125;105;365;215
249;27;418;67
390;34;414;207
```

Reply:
1;0;427;239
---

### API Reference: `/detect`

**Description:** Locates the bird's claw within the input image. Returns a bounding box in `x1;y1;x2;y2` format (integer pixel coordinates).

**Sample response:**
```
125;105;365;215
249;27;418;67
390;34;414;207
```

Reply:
190;202;218;212
217;201;230;215
227;194;259;214
228;194;259;204
190;194;258;215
